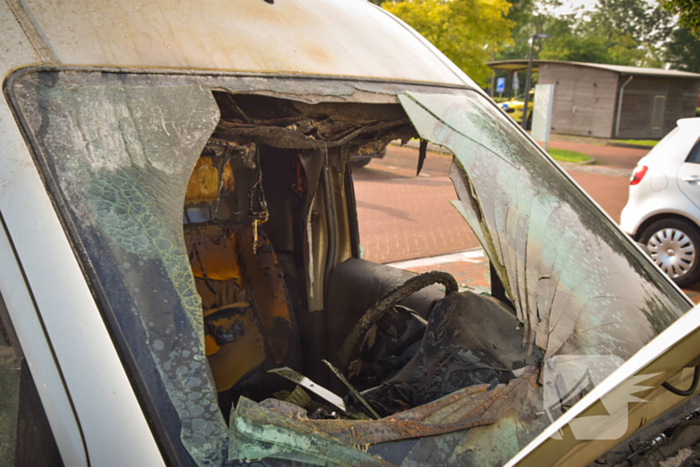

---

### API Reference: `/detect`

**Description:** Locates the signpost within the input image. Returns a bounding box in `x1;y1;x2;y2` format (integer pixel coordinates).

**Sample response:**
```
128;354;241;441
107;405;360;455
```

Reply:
496;77;505;98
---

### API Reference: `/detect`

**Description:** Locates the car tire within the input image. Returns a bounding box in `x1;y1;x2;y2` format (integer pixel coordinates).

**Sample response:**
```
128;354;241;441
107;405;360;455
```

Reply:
352;158;371;168
639;217;700;287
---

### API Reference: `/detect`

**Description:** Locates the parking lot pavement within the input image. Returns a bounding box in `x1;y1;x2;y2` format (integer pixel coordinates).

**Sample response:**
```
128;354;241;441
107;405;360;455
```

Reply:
353;147;479;264
353;175;480;263
353;143;700;304
353;144;631;262
566;170;629;222
685;285;700;304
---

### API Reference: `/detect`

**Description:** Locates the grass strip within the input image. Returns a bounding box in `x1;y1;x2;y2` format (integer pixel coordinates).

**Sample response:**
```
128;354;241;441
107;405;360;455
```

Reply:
548;148;591;163
613;139;657;147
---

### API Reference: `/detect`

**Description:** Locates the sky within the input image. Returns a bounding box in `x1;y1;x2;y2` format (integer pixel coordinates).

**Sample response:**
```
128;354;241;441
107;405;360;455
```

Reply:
549;0;600;16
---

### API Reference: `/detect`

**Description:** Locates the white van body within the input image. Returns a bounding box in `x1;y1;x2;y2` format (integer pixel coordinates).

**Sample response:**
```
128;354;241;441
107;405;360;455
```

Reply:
0;2;698;467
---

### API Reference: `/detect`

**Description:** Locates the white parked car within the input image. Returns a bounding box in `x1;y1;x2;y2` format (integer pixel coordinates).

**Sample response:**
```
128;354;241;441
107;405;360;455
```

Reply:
621;118;700;287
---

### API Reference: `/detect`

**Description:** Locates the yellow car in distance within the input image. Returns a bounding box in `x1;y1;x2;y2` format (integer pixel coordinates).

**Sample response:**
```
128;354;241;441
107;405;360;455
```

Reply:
500;98;534;129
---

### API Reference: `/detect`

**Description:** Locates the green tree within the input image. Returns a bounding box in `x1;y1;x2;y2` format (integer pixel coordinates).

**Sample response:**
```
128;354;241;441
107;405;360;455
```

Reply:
537;20;661;66
662;0;700;38
590;0;674;45
498;0;537;59
537;20;611;63
383;0;514;84
494;0;674;67
492;0;697;73
665;26;700;72
587;0;672;67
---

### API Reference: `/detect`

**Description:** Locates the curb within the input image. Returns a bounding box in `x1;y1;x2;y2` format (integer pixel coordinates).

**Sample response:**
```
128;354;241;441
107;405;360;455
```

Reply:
576;156;596;165
607;142;656;150
557;162;630;177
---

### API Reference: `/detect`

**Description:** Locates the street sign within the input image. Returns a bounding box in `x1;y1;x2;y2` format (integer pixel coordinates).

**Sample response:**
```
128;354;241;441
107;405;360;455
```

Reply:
496;77;505;94
513;72;520;90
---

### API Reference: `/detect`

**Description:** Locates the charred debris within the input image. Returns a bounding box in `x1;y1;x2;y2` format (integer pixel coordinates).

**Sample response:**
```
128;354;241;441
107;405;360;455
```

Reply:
185;92;541;437
209;92;416;164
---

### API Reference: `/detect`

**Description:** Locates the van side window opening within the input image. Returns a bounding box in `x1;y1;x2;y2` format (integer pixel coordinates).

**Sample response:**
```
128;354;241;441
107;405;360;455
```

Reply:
9;69;690;466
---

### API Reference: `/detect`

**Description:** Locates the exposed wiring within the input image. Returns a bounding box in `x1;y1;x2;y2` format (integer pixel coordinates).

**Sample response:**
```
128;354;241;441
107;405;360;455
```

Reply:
663;364;700;397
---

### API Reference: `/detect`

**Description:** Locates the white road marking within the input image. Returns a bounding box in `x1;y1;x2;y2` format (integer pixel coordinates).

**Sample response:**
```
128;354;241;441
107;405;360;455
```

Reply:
386;247;486;269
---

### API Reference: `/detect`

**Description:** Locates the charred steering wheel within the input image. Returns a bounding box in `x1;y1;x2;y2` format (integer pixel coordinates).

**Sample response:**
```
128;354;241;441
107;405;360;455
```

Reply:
337;270;459;373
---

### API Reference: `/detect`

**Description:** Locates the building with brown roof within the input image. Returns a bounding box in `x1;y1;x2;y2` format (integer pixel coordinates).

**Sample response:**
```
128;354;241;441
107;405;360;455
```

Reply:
487;60;700;139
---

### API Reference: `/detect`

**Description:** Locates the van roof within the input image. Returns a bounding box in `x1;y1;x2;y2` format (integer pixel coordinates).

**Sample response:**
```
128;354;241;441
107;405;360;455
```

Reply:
2;0;472;87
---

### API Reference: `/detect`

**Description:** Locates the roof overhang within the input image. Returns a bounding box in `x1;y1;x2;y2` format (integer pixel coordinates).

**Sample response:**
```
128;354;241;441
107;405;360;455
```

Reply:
486;59;700;80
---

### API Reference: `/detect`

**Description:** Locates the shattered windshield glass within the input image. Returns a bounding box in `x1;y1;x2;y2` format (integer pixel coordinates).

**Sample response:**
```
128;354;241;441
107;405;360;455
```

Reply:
398;91;689;362
12;72;229;465
8;69;692;467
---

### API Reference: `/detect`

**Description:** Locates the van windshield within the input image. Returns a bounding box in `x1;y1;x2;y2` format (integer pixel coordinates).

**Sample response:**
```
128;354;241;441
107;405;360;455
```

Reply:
9;69;690;467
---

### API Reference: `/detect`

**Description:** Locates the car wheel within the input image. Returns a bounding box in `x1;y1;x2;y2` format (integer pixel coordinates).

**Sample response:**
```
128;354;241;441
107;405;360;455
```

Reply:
639;218;700;287
352;158;371;168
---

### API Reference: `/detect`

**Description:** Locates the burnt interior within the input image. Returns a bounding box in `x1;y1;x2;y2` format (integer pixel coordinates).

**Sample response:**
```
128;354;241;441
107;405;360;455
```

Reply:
183;92;534;421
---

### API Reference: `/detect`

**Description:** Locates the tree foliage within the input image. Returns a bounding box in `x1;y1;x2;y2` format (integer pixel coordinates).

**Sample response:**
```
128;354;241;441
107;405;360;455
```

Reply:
665;26;700;72
383;0;514;84
380;0;700;85
499;0;536;59
662;0;700;38
495;0;699;72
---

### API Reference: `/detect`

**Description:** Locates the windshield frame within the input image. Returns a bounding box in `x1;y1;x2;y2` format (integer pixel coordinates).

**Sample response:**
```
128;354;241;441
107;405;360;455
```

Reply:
5;65;692;466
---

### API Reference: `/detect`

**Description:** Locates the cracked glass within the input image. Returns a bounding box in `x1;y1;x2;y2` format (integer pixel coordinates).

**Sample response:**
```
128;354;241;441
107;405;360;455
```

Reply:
12;71;229;465
398;91;690;365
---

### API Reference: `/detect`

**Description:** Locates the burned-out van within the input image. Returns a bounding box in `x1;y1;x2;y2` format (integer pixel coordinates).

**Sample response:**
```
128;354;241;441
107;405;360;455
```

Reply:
1;1;700;466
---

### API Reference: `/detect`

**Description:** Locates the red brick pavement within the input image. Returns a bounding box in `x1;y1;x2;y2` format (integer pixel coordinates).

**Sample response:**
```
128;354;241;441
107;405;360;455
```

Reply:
354;176;478;264
566;170;630;223
353;144;700;300
354;146;631;264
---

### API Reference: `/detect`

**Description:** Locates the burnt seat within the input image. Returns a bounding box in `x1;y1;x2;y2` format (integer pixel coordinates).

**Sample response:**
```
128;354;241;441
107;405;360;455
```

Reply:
183;156;302;411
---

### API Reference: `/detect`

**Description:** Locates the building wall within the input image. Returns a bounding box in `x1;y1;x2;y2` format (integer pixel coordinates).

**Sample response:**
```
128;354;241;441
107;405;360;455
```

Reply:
617;77;700;139
537;63;618;138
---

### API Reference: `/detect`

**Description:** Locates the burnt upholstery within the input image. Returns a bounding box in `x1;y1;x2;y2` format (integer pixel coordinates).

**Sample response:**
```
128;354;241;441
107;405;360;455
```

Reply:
183;155;301;399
